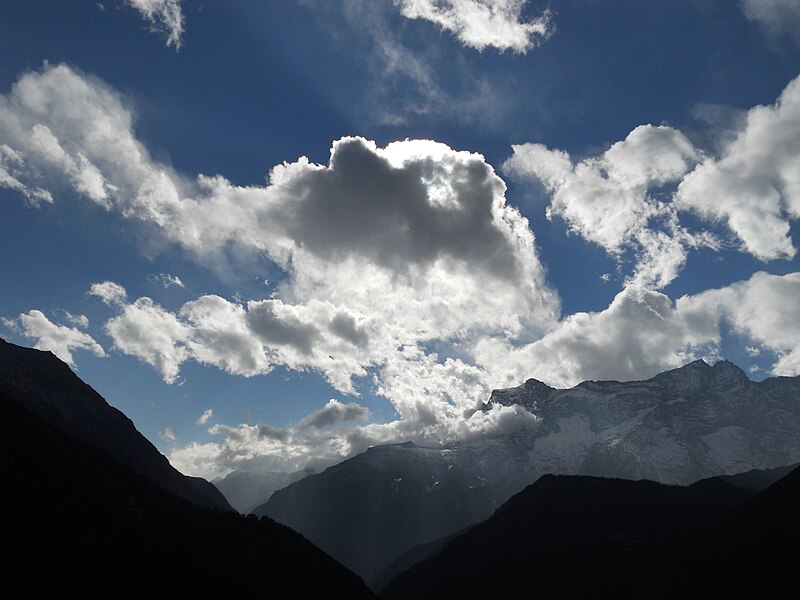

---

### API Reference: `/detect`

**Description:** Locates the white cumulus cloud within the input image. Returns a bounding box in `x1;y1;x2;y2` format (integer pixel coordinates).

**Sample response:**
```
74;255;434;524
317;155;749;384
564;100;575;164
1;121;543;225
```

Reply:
507;75;800;286
505;125;706;288
12;310;105;367
680;271;800;377
88;280;129;306
676;75;800;261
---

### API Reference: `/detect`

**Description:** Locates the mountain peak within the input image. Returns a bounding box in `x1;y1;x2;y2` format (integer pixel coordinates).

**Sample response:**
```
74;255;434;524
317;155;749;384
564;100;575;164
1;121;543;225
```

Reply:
395;441;419;449
651;358;749;393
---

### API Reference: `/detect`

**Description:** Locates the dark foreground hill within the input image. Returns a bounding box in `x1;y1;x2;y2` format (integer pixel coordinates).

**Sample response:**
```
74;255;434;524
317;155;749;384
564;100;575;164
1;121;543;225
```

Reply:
0;338;229;510
0;389;375;598
381;469;800;599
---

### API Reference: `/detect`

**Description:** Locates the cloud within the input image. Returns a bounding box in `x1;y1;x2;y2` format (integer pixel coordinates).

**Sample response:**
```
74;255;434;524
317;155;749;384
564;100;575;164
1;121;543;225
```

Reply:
297;399;371;429
28;58;558;445
127;0;184;48
680;271;800;377
740;0;800;45
302;0;519;126
0;144;53;206
505;125;705;288
507;75;800;286
160;427;176;442
472;286;719;389
0;64;186;227
196;408;213;426
0;66;555;316
104;294;191;383
11;310;105;367
145;269;800;477
62;311;90;328
148;272;185;288
88;280;129;306
0;63;557;412
473;270;800;390
169;394;538;479
246;301;321;357
676;75;800;261
394;0;553;53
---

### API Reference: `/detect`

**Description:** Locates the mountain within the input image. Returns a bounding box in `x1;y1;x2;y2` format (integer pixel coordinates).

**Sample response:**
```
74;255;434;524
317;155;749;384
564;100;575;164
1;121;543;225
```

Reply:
380;467;800;598
0;388;376;598
489;359;800;484
215;468;313;513
254;441;529;582
372;461;800;592
256;359;800;584
0;338;229;510
676;461;800;595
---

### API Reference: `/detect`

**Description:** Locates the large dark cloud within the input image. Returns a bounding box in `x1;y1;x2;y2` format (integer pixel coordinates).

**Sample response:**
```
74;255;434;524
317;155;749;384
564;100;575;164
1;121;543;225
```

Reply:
273;137;522;282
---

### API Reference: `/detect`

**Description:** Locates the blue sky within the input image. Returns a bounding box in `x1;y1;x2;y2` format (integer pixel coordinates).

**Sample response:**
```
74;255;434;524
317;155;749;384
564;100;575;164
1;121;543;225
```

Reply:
2;0;800;478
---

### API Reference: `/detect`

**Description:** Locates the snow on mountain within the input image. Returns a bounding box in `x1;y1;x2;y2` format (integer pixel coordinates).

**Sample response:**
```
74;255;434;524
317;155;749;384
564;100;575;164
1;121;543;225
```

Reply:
488;359;800;484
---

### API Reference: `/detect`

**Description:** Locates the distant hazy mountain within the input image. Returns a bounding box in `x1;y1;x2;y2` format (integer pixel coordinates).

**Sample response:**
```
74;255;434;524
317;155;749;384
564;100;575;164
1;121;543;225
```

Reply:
254;441;529;581
0;338;230;511
257;359;800;583
215;468;313;513
380;467;800;598
0;388;375;598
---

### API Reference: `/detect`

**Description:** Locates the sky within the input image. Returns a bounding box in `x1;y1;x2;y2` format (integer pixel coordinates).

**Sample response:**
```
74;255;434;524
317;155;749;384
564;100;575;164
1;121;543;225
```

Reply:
2;0;800;480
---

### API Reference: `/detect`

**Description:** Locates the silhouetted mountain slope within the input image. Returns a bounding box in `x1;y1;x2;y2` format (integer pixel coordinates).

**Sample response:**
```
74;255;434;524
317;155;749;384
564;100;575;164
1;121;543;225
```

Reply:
0;390;375;598
667;465;800;596
0;338;229;510
718;461;799;492
254;441;524;581
369;529;464;592
381;468;800;599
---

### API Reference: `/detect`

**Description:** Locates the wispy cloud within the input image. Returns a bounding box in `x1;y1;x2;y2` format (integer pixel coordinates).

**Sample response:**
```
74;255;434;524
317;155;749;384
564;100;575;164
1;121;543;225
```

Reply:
302;0;520;126
394;0;554;53
127;0;184;49
196;408;214;426
740;0;800;46
148;272;185;288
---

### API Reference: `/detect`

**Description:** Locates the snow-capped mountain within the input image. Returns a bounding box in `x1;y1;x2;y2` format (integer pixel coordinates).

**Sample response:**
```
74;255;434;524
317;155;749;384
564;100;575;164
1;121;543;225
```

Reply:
488;359;800;484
